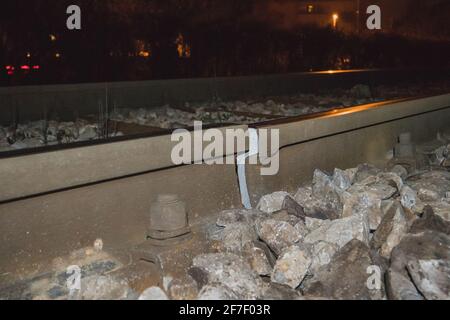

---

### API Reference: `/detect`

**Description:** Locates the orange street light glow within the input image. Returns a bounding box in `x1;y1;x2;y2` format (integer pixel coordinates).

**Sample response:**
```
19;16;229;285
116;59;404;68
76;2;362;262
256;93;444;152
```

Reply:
138;50;150;58
332;13;339;29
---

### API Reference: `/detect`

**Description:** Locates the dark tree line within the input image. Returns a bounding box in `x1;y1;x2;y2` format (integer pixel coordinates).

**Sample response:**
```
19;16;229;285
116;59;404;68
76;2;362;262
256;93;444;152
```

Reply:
1;0;449;86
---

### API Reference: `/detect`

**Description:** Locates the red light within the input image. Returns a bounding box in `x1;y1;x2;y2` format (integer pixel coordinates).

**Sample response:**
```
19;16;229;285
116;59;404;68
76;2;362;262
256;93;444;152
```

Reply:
7;71;14;75
5;65;12;70
20;65;30;70
32;65;40;70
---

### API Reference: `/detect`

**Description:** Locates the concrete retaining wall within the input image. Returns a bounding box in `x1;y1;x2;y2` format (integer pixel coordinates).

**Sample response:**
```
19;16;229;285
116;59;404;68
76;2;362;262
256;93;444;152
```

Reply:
1;68;448;125
0;94;449;282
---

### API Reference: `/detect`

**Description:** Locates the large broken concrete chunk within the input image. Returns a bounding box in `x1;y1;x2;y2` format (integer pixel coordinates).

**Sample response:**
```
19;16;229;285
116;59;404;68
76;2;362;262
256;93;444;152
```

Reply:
216;209;249;227
312;169;343;215
251;240;277;267
243;242;273;276
256;219;302;256
294;221;310;239
197;285;240;300
309;241;339;273
342;176;398;230
385;269;424;300
390;231;450;273
407;259;450;300
371;201;410;259
80;275;132;300
271;209;303;226
139;286;169;300
400;186;423;213
293;186;313;205
417;188;440;202
389;165;408;180
187;267;209;290
377;171;404;192
192;253;264;300
257;191;290;214
168;276;199;300
303;214;370;249
332;168;356;191
271;246;312;289
425;201;450;222
342;188;383;231
220;222;258;253
303;240;379;300
409;205;450;234
261;283;303;300
354;164;381;184
349;178;397;200
294;186;339;220
305;217;330;231
282;196;306;220
216;209;265;227
410;171;450;191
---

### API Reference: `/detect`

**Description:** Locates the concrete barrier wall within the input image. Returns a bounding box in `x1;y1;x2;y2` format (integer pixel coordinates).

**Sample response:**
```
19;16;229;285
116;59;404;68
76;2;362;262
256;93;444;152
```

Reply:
0;124;249;202
1;94;449;282
247;96;450;204
1;68;448;125
0;158;242;281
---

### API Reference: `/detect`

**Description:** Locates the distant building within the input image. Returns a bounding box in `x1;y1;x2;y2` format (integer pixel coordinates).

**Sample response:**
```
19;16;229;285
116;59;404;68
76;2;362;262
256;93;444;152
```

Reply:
252;0;418;35
296;0;359;32
282;0;448;35
253;0;360;33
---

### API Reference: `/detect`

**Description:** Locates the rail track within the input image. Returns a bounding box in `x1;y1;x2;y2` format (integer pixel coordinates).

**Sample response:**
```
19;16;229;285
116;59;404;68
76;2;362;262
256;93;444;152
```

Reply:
0;69;449;295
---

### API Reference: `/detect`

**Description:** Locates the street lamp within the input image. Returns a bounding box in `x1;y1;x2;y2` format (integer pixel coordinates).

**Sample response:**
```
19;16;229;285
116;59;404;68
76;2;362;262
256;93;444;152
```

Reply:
332;13;339;29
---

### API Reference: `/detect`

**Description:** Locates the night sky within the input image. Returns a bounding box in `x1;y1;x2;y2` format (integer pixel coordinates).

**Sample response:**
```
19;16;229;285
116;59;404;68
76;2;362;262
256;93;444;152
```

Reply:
0;0;449;85
1;1;449;38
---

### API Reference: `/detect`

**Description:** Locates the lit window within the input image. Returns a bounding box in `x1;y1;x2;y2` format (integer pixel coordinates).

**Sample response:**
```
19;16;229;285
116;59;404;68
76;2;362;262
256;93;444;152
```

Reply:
307;5;314;13
175;33;191;58
138;50;150;58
